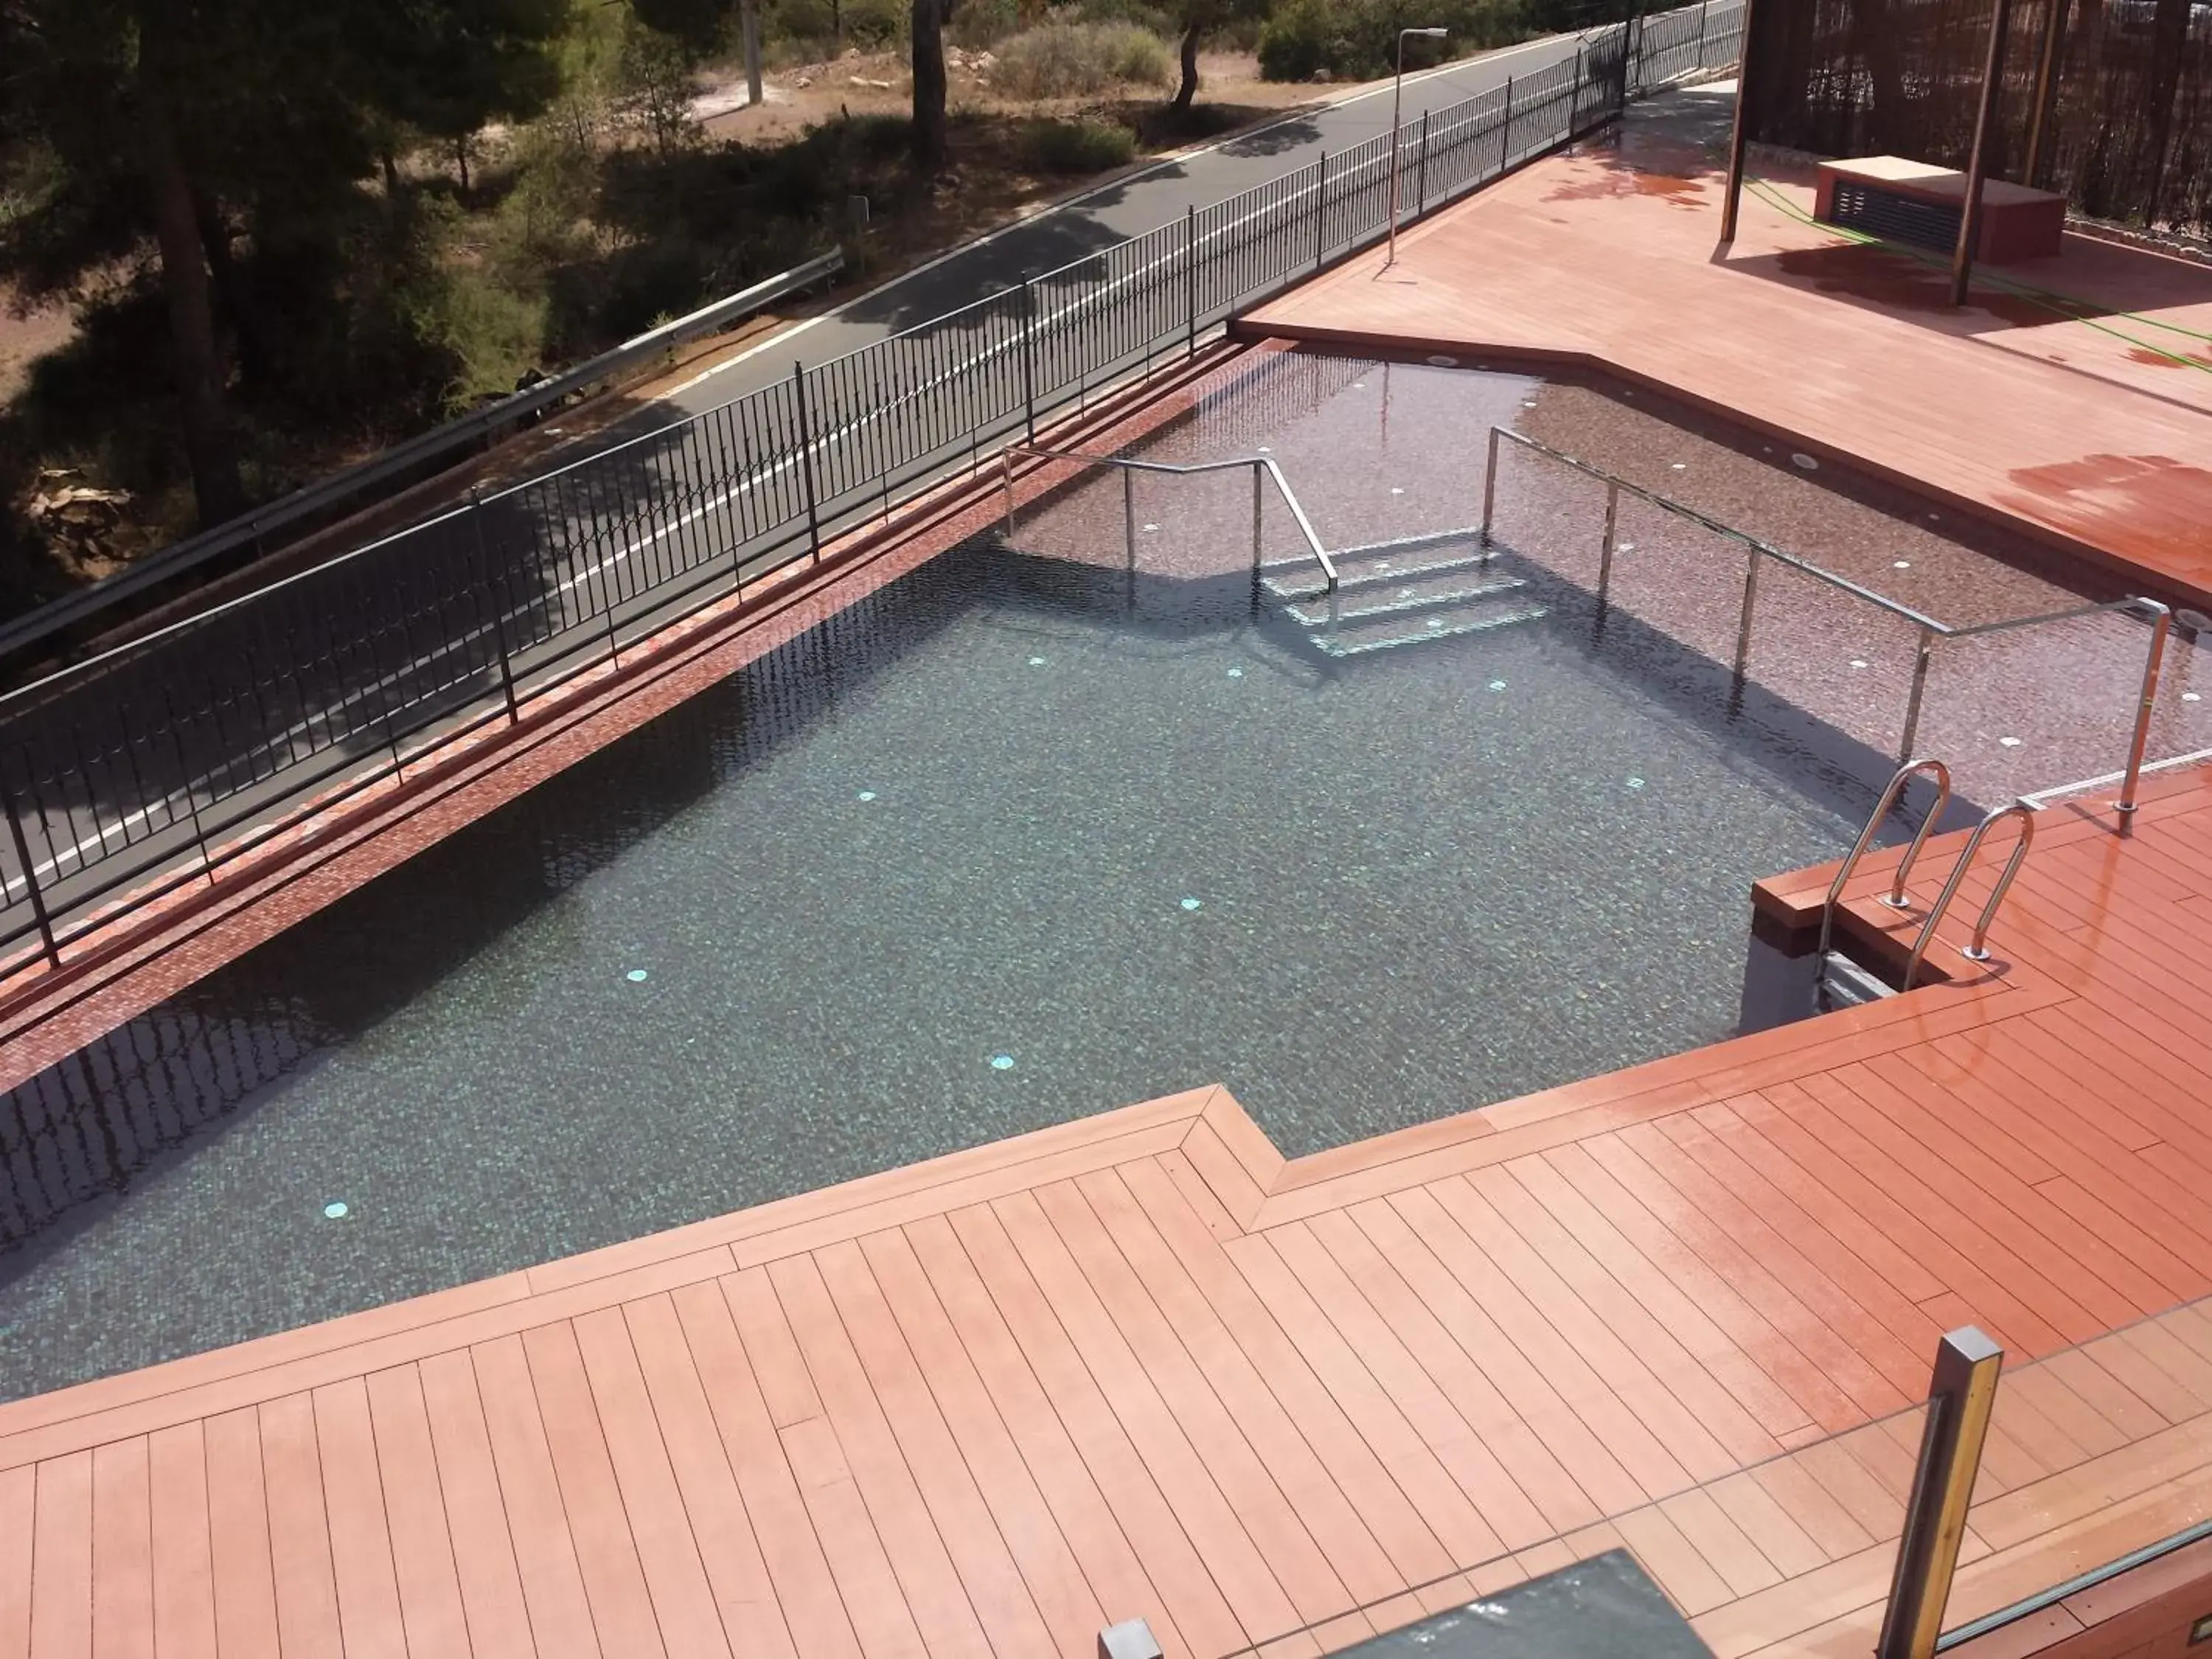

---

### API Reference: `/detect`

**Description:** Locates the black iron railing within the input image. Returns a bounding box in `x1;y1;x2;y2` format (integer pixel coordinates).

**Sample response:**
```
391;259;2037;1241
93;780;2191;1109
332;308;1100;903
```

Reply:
0;6;1742;975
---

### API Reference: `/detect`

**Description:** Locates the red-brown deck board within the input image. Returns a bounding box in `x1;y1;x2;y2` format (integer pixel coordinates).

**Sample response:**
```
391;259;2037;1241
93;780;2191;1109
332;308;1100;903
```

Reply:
1235;120;2212;605
8;768;2212;1655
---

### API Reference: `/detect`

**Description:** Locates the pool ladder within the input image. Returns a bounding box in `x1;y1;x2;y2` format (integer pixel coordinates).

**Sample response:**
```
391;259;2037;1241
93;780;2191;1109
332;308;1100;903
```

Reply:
1818;757;2037;1002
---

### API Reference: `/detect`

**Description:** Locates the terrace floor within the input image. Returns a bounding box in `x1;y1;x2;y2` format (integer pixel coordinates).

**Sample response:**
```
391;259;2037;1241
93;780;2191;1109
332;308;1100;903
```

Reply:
7;760;2212;1657
1237;86;2212;607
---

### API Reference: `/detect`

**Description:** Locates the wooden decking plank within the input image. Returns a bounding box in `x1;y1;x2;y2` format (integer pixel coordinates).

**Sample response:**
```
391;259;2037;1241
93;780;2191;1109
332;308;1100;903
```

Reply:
1688;1099;1946;1307
1381;1185;1689;1506
1862;1050;2211;1306
569;1307;736;1659
1112;1166;1463;1596
1498;1153;1820;1442
1825;1062;2154;1330
1703;1472;1829;1580
523;1091;1217;1296
1339;1195;1640;1523
31;1451;92;1659
1619;1116;1930;1405
519;1321;669;1659
1448;1169;1769;1477
1070;1169;1411;1601
1264;1216;1547;1551
1762;1079;2079;1354
1299;1205;1601;1537
1658;1488;1784;1599
1790;1436;1906;1545
1744;1455;1875;1562
990;1186;1310;1639
468;1335;607;1659
720;1269;826;1433
851;1228;1107;1659
618;1295;804;1659
307;1380;408;1659
916;1209;1244;1659
811;1239;1065;1659
1;1464;31;1659
675;1279;921;1659
200;1411;280;1659
256;1394;344;1659
1609;1506;1734;1617
1538;1138;1879;1430
762;1253;997;1659
413;1349;540;1659
143;1424;218;1659
88;1440;153;1659
1153;1150;1243;1244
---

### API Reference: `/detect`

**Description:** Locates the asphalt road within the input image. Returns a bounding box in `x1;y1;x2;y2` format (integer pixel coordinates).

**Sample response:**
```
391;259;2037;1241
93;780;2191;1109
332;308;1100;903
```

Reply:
654;22;1628;421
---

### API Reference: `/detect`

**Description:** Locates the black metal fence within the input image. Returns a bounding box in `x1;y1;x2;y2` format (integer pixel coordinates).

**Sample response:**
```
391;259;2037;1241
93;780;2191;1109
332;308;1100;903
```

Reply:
0;6;1741;977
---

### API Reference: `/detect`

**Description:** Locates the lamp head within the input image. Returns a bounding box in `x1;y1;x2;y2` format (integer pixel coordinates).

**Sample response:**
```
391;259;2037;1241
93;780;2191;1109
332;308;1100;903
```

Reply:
1410;25;1448;35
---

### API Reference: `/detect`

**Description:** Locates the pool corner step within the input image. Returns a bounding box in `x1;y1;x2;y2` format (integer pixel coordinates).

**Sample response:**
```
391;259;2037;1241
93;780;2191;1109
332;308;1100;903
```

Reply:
1316;600;1549;657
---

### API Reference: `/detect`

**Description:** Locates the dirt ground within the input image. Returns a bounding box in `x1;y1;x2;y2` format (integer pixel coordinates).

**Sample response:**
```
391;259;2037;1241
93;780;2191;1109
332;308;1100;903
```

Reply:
0;285;77;406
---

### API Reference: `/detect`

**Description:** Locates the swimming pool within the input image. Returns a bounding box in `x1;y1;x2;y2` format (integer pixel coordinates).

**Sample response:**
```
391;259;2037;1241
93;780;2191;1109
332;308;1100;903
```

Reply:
2;349;2189;1401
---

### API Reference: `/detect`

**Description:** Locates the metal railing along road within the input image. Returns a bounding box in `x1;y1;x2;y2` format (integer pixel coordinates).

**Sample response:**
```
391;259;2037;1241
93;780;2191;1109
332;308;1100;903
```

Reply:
1483;426;2177;810
0;7;1745;973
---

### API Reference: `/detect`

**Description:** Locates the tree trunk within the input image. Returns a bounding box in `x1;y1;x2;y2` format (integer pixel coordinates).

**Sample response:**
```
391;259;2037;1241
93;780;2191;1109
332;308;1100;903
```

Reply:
144;101;246;528
195;192;271;391
2141;0;2190;226
1175;22;1200;113
456;135;472;194
1848;0;1909;153
911;0;948;169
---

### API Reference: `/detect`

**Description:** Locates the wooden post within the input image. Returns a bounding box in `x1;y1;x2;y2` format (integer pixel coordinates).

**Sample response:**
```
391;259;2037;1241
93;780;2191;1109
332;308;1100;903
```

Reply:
741;0;764;105
1950;0;2016;307
1717;0;1761;244
1878;1329;2004;1659
2021;0;2068;187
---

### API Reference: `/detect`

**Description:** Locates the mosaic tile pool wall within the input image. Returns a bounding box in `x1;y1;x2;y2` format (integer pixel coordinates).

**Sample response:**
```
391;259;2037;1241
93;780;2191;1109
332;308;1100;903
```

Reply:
4;349;2198;1401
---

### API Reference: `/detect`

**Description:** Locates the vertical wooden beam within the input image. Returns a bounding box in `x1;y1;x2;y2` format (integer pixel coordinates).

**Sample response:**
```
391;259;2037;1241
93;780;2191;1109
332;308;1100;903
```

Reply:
1950;0;2015;307
1878;1328;2005;1659
1718;0;1763;245
2022;0;2068;188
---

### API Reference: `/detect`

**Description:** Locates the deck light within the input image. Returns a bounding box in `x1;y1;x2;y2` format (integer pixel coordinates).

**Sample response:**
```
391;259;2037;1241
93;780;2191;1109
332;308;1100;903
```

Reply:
1895;560;1912;569
858;790;877;800
2000;737;2023;748
627;969;649;982
990;1054;1015;1070
1029;655;1047;665
1180;897;1203;911
2185;692;2202;703
323;1202;349;1220
1489;680;1506;691
1227;667;1244;678
1792;453;1819;470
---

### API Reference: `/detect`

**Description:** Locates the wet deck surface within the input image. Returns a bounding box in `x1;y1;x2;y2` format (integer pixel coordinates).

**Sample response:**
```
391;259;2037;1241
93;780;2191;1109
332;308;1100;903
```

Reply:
1237;87;2212;606
7;763;2212;1657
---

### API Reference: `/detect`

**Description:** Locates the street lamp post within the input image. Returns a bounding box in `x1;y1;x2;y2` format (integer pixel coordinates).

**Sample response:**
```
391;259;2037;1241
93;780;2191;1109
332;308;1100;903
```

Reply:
1385;26;1449;270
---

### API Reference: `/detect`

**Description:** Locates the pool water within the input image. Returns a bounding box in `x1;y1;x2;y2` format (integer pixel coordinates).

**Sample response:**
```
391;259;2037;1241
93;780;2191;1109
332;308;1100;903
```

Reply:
2;349;2163;1402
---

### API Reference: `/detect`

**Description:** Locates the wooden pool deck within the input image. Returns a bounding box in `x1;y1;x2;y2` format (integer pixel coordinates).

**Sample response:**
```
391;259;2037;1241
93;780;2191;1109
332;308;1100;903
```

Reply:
1235;114;2212;608
7;763;2212;1657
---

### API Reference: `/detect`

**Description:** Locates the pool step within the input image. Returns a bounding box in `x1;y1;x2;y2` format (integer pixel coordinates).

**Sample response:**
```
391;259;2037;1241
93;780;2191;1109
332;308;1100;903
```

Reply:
1818;950;1898;1008
1264;539;1547;658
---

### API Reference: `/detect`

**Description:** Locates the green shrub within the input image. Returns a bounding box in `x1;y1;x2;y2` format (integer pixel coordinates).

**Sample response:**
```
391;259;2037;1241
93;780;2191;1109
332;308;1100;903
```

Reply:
842;0;908;49
1063;0;1177;38
1021;116;1138;173
948;0;1020;47
1259;0;1526;83
993;21;1173;97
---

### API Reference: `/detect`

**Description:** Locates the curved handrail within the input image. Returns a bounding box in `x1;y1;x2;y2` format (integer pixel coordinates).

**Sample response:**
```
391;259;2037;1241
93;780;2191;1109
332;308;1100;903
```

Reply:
1903;800;2037;990
1000;442;1340;593
1818;757;1954;961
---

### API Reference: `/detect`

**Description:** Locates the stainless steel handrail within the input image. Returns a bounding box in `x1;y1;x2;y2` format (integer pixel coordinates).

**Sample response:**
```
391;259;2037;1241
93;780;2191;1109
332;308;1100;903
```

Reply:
1819;757;1954;961
1000;443;1340;598
1903;800;2036;989
1483;425;2175;812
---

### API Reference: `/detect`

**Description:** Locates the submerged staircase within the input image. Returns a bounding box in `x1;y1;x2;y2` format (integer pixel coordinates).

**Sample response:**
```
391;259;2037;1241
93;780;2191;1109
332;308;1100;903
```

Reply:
1258;530;1547;658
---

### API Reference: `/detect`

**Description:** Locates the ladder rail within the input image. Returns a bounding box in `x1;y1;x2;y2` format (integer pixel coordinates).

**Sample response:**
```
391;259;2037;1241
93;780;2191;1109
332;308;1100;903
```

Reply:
1903;801;2037;989
1819;757;1954;961
1001;442;1340;598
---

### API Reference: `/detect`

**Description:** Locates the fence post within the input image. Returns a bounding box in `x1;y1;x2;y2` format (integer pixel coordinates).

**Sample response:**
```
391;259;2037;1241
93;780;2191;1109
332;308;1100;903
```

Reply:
469;490;521;727
1695;0;1709;63
1899;627;1936;764
1733;544;1761;679
1313;151;1328;272
2117;602;2171;818
1480;425;1501;549
1878;1328;2003;1659
791;360;823;563
1599;481;1619;604
1500;77;1515;170
1185;205;1198;357
1571;44;1585;129
1;781;60;970
1416;110;1431;214
1020;277;1039;442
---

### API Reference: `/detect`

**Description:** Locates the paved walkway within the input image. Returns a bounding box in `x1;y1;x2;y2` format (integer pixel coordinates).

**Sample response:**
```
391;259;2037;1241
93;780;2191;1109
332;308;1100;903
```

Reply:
1237;88;2212;605
7;759;2212;1656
